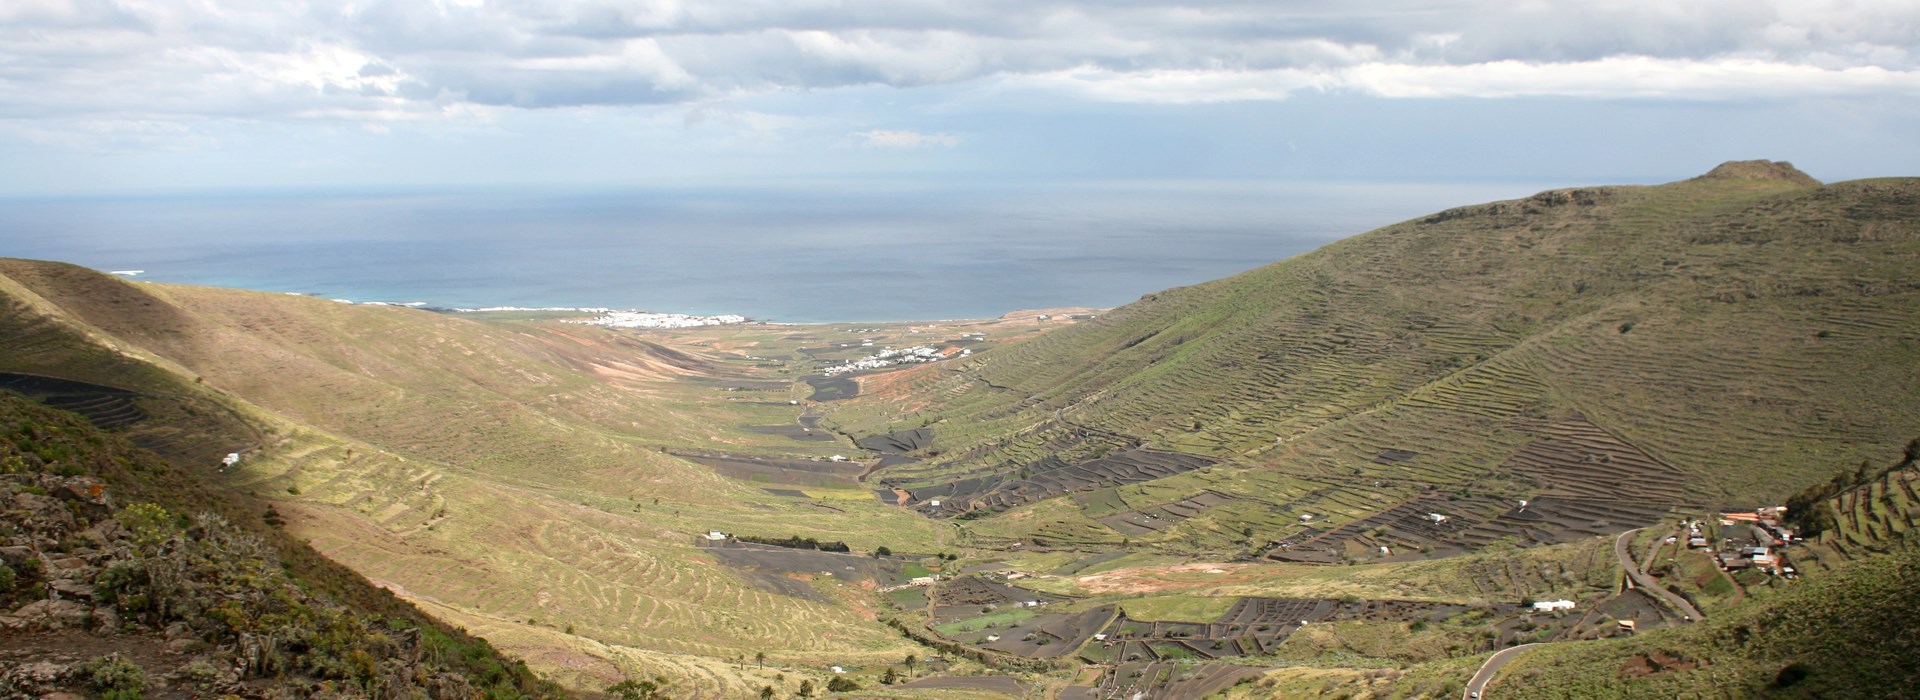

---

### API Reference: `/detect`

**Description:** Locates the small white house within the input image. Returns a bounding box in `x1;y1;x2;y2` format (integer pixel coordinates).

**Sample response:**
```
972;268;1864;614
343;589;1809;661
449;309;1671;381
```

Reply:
705;531;728;541
830;455;848;462
1299;514;1315;522
830;666;845;674
929;499;942;507
984;635;1001;642
1532;600;1576;612
221;453;241;467
1427;513;1451;524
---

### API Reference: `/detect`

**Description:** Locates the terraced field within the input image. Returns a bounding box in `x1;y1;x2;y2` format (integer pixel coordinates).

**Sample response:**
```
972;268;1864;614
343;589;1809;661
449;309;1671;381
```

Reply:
831;165;1920;562
0;260;951;694
4;163;1915;698
901;448;1217;518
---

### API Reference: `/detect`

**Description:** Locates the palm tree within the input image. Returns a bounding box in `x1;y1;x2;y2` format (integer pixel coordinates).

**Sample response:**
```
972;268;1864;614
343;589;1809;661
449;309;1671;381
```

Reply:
755;651;767;669
903;654;918;679
759;685;775;700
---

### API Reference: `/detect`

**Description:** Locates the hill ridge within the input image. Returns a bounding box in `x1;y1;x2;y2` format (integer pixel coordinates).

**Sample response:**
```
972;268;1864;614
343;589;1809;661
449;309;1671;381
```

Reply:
1687;159;1821;186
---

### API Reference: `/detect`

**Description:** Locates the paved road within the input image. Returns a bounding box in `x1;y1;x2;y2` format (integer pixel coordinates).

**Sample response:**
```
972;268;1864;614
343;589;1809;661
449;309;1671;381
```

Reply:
1464;643;1544;699
1616;528;1705;621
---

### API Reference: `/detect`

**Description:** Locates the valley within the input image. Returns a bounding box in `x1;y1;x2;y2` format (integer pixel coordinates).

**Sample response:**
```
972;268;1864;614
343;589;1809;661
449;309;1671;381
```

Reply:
2;162;1917;699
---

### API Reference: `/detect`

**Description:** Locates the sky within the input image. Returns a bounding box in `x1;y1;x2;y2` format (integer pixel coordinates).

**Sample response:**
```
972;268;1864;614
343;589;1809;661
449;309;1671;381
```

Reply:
3;0;1918;194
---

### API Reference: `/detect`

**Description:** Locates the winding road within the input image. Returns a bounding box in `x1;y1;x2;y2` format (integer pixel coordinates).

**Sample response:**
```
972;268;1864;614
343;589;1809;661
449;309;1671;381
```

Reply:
1464;643;1544;699
1464;527;1709;698
1615;527;1705;621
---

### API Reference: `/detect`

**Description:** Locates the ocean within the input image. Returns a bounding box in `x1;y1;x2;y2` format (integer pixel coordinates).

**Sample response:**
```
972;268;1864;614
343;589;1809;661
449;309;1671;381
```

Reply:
0;180;1546;322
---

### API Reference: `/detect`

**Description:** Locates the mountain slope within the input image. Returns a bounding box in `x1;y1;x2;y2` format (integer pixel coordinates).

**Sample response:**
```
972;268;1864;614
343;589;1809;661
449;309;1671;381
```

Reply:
830;162;1920;553
0;260;943;695
0;391;562;699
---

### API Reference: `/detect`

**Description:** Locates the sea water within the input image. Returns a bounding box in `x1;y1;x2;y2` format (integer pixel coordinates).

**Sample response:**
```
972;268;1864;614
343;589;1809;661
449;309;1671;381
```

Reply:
0;180;1546;322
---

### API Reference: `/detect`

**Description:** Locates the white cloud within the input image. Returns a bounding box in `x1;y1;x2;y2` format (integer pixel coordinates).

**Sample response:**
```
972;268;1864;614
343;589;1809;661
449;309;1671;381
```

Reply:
858;129;959;148
1345;57;1920;100
1;0;1916;136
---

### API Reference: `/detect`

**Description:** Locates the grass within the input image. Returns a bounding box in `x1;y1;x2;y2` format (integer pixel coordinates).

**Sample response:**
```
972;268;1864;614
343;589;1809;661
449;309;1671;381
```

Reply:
1116;595;1237;623
933;608;1037;636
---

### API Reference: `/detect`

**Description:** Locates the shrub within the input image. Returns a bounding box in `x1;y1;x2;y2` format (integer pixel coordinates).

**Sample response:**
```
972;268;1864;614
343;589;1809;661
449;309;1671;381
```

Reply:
826;676;860;693
114;503;178;549
77;654;148;700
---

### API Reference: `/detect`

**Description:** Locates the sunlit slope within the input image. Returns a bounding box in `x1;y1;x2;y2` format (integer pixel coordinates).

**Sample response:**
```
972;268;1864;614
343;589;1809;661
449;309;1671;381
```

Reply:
0;259;939;694
834;164;1920;507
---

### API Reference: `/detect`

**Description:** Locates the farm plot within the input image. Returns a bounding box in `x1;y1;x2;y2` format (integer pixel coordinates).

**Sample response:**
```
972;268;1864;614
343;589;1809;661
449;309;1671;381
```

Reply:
800;374;860;400
667;450;865;488
1096;491;1236;537
954;605;1118;659
739;424;836;442
1497;416;1693;504
1092;597;1338;662
0;372;257;466
855;427;934;454
699;540;913;601
1449;496;1677;549
684;377;791;393
1;372;147;429
896;676;1029;696
908;448;1217;517
932;575;1070;621
1088;662;1269;700
1265;495;1509;564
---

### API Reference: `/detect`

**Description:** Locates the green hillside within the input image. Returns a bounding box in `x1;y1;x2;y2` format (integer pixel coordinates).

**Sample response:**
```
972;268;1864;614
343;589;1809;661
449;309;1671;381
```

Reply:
829;162;1920;558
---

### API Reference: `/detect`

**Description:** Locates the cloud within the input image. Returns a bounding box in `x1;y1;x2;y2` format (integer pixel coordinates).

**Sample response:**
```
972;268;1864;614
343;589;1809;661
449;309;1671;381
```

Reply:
1;0;1915;135
858;129;959;149
1003;56;1920;103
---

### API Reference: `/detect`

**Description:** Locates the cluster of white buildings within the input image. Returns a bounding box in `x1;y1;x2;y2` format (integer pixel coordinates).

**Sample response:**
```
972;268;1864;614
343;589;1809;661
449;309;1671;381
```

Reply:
569;311;749;329
822;345;966;376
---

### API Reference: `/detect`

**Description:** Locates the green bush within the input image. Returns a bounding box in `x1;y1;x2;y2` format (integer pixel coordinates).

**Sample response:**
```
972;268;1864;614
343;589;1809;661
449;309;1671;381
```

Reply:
77;653;148;700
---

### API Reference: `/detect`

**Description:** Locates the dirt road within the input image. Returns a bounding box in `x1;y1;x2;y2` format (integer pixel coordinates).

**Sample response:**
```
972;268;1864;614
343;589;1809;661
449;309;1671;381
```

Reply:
1616;528;1704;621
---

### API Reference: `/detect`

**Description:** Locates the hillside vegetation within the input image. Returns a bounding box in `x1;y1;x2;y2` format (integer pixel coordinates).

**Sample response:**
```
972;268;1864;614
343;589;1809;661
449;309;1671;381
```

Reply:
0;391;560;699
0;259;946;695
831;162;1920;557
4;160;1917;698
1487;450;1920;700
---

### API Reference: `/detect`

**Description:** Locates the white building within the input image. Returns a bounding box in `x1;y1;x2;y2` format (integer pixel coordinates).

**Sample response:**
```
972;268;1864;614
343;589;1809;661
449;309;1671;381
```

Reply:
1532;600;1576;612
